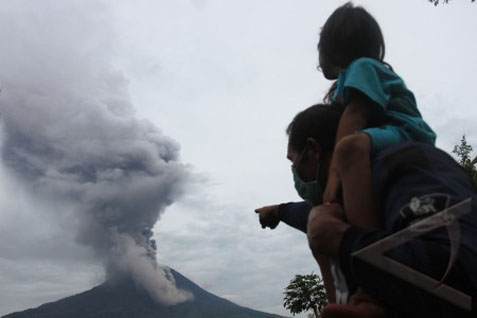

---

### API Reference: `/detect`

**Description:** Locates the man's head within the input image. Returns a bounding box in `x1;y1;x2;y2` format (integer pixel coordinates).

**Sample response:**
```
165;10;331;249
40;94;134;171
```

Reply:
286;102;344;190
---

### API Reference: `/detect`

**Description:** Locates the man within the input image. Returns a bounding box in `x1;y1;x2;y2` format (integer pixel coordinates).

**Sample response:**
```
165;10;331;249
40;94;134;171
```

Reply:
256;103;477;317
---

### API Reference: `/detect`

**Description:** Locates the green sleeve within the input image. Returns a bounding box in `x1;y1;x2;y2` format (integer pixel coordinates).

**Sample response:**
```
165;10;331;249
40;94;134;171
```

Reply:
338;58;404;110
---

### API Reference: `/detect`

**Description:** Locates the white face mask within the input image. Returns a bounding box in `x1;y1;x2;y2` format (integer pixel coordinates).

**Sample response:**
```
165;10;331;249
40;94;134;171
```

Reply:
291;166;323;206
291;146;323;206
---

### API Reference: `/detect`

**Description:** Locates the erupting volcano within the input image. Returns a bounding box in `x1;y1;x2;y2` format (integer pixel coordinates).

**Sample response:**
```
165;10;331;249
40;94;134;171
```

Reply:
0;2;287;317
3;269;285;318
1;0;191;311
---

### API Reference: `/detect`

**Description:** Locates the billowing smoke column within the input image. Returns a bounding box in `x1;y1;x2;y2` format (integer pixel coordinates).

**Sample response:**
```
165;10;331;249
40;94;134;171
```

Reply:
0;0;191;305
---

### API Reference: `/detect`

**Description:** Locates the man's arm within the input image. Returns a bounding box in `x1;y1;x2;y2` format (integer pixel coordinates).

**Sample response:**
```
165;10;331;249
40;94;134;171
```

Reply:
278;201;311;233
255;201;311;233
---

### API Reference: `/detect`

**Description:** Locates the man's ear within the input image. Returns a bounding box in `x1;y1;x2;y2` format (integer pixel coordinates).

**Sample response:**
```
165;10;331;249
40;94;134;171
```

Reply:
305;138;321;160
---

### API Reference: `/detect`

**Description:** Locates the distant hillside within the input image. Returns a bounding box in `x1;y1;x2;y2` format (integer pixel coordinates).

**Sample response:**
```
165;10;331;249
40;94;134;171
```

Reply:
3;269;287;318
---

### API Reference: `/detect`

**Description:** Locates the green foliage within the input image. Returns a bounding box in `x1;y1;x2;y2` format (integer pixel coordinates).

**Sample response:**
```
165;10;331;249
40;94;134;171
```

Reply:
283;273;327;317
453;135;477;188
429;0;475;5
453;135;473;165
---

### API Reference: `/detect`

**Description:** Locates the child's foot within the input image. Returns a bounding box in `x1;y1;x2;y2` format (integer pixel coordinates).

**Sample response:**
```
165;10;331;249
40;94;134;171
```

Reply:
321;291;385;318
321;304;385;318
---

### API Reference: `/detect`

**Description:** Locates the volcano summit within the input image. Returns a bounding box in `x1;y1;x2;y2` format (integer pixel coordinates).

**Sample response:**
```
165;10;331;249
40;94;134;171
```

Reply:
3;269;286;318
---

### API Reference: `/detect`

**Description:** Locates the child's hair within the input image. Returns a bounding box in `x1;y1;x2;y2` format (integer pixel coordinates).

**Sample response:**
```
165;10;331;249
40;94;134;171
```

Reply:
319;2;385;68
319;2;386;102
286;102;345;153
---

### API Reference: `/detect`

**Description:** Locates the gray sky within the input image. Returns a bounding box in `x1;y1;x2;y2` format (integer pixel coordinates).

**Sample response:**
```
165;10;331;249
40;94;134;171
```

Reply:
1;0;476;317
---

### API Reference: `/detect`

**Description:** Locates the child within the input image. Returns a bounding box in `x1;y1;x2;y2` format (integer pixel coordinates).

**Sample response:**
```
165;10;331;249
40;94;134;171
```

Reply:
315;2;436;307
318;2;436;227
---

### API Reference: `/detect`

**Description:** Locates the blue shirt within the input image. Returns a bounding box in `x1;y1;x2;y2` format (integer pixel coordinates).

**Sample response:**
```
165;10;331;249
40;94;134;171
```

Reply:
333;58;436;147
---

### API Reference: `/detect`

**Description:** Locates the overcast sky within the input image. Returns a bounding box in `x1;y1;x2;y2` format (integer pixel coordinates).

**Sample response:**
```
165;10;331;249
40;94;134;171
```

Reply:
0;0;476;317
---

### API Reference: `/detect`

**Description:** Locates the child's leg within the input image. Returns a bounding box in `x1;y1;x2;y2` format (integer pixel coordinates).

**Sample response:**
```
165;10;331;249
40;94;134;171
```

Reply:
333;133;379;229
313;253;337;303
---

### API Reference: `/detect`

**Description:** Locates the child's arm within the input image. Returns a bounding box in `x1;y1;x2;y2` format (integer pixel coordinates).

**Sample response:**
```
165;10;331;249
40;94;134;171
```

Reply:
335;94;370;141
325;92;380;228
323;94;370;203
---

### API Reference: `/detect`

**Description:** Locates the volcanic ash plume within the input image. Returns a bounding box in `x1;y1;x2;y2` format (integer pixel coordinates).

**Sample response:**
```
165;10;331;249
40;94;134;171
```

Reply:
0;0;191;305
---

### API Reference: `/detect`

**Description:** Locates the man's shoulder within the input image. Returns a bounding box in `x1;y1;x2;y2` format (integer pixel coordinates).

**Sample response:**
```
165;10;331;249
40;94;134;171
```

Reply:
371;142;470;194
372;142;473;201
374;142;449;167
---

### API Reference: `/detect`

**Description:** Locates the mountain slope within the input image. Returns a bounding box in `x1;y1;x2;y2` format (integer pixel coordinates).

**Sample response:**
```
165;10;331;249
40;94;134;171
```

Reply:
3;269;287;318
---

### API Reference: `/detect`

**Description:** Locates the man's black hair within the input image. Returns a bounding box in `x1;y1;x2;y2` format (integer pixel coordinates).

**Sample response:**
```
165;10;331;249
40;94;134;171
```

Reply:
286;103;345;153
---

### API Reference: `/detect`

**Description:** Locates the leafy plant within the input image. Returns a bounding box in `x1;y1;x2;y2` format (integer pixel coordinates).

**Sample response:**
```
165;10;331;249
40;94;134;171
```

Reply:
429;0;475;5
453;135;477;188
283;273;327;317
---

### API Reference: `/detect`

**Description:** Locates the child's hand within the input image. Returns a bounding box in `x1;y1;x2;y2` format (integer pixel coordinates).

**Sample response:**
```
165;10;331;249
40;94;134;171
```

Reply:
307;203;349;258
254;205;280;229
